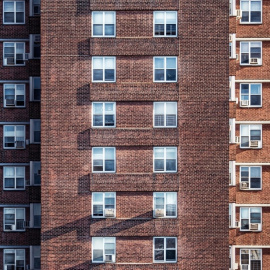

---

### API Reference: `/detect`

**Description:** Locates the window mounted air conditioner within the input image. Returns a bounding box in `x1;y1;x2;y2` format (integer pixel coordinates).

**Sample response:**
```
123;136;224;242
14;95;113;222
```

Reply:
250;140;259;147
250;58;258;64
6;99;15;106
241;100;249;106
235;221;240;227
236;9;242;18
105;255;113;262
4;57;14;66
16;141;24;148
250;223;259;230
24;221;30;228
5;224;16;231
155;209;164;217
241;264;249;270
104;209;115;217
229;34;233;42
240;182;249;189
235;136;240;144
24;53;29;61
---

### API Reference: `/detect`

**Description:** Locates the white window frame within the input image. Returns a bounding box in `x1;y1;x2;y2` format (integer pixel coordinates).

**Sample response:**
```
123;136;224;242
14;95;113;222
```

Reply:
240;83;262;107
92;192;116;218
92;57;116;83
30;246;41;270
153;192;177;218
92;102;116;128
4;249;25;270
240;166;262;190
229;118;235;144
30;203;41;228
153;147;177;173
229;0;236;16
30;161;41;186
29;0;40;16
92;237;116;263
4;208;25;231
229;34;236;59
92;147;116;173
229;161;236;186
3;0;25;24
240;0;262;24
3;42;25;66
30;119;41;144
30;34;40;59
153;237;177;263
153;102;177;128
30;77;41;101
240;124;262;149
153;57;177;82
240;207;262;231
240;41;262;66
153;11;177;37
240;249;262;270
4;84;25;108
92;11;116;37
3;125;26;149
3;166;25;190
229;203;236;228
229;76;235;101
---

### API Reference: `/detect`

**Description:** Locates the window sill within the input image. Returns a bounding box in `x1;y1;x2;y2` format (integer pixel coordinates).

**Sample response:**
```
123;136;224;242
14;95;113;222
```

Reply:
240;22;262;25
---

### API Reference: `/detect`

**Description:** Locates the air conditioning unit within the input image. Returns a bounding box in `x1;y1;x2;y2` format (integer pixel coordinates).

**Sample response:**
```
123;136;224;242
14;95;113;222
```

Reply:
6;99;15;106
250;58;258;64
241;100;249;106
5;224;16;231
104;209;115;217
235;221;240;227
250;140;259;147
229;34;233;42
4;57;14;66
24;221;30;228
16;141;24;148
105;255;113;262
236;9;242;18
250;223;259;230
240;182;249;189
23;53;29;61
241;264;249;270
235;136;240;144
155;209;164;217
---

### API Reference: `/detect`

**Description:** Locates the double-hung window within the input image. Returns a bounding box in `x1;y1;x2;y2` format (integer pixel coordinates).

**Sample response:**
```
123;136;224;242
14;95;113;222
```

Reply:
92;57;116;82
92;11;116;37
4;125;25;149
4;84;25;108
153;192;177;218
241;249;262;270
240;42;262;65
30;0;40;16
30;119;41;143
154;57;177;82
240;83;262;107
92;102;116;127
30;77;41;101
229;161;236;186
240;125;262;148
3;42;25;66
3;1;25;24
229;34;236;58
92;192;116;218
241;0;262;23
153;237;177;263
240;207;262;231
153;102;177;127
31;246;41;270
30;161;41;185
31;203;41;228
240;166;261;190
30;34;40;59
92;237;116;263
4;249;25;270
229;76;235;101
154;147;177;172
153;11;177;37
92;147;115;172
4;208;25;231
4;166;25;190
230;0;236;16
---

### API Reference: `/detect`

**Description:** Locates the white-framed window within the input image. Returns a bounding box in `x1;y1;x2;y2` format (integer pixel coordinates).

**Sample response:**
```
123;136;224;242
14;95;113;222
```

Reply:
4;208;25;231
154;57;177;82
92;11;116;37
229;118;235;144
240;249;262;270
30;119;41;144
92;102;116;127
4;84;25;108
153;102;177;127
240;166;262;190
229;246;232;269
153;237;177;263
229;0;236;16
153;192;177;218
92;237;116;263
3;166;25;190
92;57;116;82
3;125;25;149
229;204;233;228
229;161;236;186
30;34;40;59
92;147;116;173
30;161;41;186
229;76;235;101
92;192;116;218
241;0;262;23
240;124;262;148
30;0;40;16
30;246;41;270
4;249;25;270
30;203;41;228
229;34;236;58
240;42;262;65
3;1;25;24
154;147;177;173
240;83;262;107
30;77;41;101
3;42;25;66
229;203;236;228
240;207;262;231
153;11;177;37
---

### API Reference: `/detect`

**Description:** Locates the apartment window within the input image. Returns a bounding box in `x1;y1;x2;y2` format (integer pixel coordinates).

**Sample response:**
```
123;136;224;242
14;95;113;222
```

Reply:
3;125;25;149
31;161;41;185
30;77;41;101
154;57;177;82
30;34;40;59
229;0;236;15
4;166;25;190
92;11;115;37
240;166;261;190
229;34;236;58
30;119;41;144
154;102;177;127
153;192;177;218
4;208;25;231
92;57;116;82
241;249;262;270
240;83;262;107
31;246;41;270
229;118;235;144
241;0;262;23
92;102;115;127
240;207;262;231
154;11;177;37
3;1;25;24
153;237;177;263
92;192;116;218
30;0;40;16
229;76;235;101
3;42;25;66
240;42;262;65
240;125;262;148
229;204;232;227
229;161;236;186
31;203;41;227
4;249;25;270
229;246;232;269
92;147;115;172
154;147;177;172
92;237;116;263
4;84;25;107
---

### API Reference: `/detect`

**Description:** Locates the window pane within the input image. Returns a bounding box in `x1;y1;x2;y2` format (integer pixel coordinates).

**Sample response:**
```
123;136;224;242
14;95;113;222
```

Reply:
93;205;103;216
155;24;164;35
155;12;165;24
155;70;164;81
105;148;114;159
241;125;249;136
166;148;176;159
166;103;176;114
241;42;249;52
93;250;103;261
166;69;176;81
250;167;260;178
93;103;103;114
155;148;164;158
250;130;261;140
93;115;103;126
105;58;114;69
105;160;114;171
93;148;103;159
166;238;176;248
105;12;114;24
155;160;164;171
166;12;176;23
16;209;24;219
251;11;261;22
250;212;261;223
16;2;24;12
166;159;176;171
105;25;114;35
5;253;15;264
4;2;14;12
155;58;164;69
251;249;261;260
93;58;103;69
93;25;103;36
93;13;103;24
250;84;261;95
104;69;114;81
155;103;164;114
241;1;249;11
155;250;164;261
166;58;176;69
166;193;177;204
155;238;164;249
241;208;249;218
166;250;176;261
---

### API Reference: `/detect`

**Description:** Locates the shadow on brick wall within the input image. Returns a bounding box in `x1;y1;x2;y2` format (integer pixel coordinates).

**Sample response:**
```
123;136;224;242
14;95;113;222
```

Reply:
77;84;90;106
76;0;90;15
77;39;90;57
78;174;91;195
65;261;92;270
77;129;91;150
